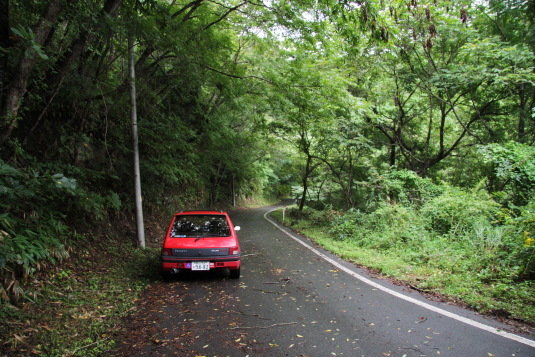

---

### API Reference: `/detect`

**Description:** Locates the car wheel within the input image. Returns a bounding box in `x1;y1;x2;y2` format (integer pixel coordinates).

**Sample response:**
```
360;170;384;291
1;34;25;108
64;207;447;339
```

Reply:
229;267;241;279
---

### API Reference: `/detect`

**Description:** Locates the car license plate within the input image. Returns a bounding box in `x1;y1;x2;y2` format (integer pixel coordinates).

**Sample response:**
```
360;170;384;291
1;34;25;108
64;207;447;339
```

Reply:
191;261;210;271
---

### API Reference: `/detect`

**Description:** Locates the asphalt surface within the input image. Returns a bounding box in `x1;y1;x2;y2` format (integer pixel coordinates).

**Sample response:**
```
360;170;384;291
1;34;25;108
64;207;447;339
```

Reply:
110;202;535;356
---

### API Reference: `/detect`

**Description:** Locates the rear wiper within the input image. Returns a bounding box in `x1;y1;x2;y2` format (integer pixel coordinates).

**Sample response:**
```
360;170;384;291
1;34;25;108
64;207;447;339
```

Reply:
194;235;206;242
193;232;225;241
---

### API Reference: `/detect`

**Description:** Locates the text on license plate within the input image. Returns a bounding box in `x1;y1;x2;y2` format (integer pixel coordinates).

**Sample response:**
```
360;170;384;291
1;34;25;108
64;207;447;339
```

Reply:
190;261;210;271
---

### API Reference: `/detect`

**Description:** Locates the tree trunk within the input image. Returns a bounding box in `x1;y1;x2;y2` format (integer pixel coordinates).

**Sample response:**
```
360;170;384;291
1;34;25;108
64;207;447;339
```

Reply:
299;155;313;211
517;83;528;143
389;137;396;166
0;0;10;95
0;0;62;145
20;0;123;145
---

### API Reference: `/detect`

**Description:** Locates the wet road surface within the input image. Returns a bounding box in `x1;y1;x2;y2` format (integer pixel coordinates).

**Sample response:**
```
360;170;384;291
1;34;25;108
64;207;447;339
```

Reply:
109;202;535;356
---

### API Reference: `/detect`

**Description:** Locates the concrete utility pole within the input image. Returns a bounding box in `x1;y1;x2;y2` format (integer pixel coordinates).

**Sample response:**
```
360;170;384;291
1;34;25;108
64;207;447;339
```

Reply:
128;34;145;248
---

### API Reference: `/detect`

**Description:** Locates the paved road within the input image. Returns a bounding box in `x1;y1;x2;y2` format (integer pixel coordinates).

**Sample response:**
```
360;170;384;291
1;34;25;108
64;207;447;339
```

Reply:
110;202;535;356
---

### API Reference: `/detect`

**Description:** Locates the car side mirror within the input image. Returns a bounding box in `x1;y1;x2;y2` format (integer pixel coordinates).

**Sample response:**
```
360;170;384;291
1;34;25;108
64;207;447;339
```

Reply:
234;226;241;231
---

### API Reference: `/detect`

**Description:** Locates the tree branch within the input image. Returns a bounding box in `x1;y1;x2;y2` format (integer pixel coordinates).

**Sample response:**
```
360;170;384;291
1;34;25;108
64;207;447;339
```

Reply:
229;322;298;330
203;64;273;83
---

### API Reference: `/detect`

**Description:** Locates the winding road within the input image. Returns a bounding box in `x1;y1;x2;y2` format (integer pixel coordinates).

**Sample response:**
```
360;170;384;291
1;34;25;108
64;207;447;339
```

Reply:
109;202;535;356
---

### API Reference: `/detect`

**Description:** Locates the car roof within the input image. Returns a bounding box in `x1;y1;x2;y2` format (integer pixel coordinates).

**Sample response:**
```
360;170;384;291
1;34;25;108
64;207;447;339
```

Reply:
174;210;227;215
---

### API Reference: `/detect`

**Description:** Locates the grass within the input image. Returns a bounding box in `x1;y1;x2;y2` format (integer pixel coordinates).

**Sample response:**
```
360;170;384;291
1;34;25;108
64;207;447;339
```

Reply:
271;208;535;328
0;234;161;356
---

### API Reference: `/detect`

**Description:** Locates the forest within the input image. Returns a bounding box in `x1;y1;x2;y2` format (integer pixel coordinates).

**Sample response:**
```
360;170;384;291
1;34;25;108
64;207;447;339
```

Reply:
0;0;534;353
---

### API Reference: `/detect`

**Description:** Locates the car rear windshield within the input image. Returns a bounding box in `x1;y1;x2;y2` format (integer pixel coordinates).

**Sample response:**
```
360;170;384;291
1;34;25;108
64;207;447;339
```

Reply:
170;214;231;238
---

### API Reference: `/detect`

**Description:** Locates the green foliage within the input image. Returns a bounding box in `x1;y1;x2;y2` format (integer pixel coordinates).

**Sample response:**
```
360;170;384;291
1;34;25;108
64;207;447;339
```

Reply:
368;170;442;208
277;156;535;319
0;156;125;302
420;186;500;236
478;142;535;206
0;161;68;300
327;204;430;250
500;200;535;279
10;25;49;60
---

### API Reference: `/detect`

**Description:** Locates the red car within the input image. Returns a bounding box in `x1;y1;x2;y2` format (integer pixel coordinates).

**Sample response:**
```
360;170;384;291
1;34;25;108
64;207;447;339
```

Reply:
161;210;241;279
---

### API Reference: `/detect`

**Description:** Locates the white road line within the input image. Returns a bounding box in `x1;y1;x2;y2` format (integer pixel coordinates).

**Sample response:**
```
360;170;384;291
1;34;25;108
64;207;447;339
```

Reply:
264;209;535;348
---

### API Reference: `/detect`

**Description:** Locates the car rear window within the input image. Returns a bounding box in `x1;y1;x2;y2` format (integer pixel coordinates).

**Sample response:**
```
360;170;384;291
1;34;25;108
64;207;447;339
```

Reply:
170;215;231;238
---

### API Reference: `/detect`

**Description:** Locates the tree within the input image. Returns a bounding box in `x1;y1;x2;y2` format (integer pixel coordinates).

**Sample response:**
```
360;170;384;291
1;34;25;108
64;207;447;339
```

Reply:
475;0;535;143
350;1;535;176
0;0;63;145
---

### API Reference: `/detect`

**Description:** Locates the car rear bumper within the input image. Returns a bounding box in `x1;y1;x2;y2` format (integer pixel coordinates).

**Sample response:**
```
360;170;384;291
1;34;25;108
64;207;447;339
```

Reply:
161;256;241;271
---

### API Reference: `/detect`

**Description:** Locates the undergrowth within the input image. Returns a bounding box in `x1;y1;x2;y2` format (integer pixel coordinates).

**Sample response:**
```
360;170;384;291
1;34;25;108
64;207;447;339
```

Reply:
0;233;160;356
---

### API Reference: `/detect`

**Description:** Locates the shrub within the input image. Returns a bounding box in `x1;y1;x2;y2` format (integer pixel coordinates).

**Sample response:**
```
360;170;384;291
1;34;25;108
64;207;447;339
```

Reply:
0;158;121;302
327;203;430;250
306;200;327;210
420;185;500;236
328;209;365;240
286;206;313;223
500;200;535;279
470;218;504;252
368;169;442;208
306;206;339;227
478;142;535;207
0;162;71;301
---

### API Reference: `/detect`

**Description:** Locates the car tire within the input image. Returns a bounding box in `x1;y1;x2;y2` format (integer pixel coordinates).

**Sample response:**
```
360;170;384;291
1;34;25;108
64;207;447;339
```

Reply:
229;267;241;279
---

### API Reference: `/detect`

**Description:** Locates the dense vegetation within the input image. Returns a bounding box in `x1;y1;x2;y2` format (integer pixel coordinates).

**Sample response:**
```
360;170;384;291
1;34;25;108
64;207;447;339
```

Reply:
1;0;534;353
273;170;535;323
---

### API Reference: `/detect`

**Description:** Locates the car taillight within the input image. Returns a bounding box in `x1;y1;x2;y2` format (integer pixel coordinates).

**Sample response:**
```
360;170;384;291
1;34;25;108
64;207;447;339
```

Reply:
162;248;172;256
229;246;240;255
